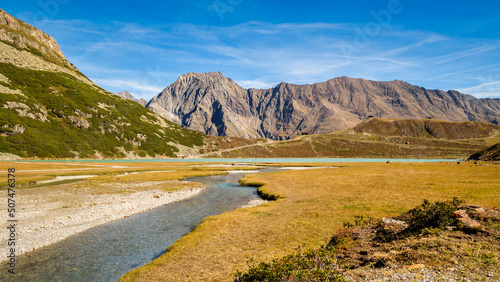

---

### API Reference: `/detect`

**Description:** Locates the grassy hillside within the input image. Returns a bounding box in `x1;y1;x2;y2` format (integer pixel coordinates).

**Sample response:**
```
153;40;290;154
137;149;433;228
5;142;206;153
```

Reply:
199;118;500;159
468;143;500;161
353;118;500;140
0;62;204;158
202;131;491;159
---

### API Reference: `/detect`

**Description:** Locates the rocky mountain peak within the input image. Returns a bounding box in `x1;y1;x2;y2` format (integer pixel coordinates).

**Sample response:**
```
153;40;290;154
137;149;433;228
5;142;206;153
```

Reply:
179;71;224;80
0;9;74;70
114;91;136;100
168;71;246;101
177;71;239;90
113;91;147;107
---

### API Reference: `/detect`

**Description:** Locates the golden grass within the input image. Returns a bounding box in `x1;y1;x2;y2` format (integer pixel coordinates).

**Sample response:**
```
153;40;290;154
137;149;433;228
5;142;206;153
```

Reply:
0;160;235;188
484;133;500;146
217;133;486;159
89;170;227;183
81;179;204;195
121;162;500;281
80;170;229;195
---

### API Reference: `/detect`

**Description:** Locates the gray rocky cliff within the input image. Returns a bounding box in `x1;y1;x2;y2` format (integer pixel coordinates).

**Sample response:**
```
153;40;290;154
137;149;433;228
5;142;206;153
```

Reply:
113;91;148;107
147;74;500;140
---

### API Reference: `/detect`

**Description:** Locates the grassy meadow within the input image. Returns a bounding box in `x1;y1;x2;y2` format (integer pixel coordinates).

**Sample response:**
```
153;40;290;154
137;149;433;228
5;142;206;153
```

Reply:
121;162;500;281
2;160;498;280
0;161;237;191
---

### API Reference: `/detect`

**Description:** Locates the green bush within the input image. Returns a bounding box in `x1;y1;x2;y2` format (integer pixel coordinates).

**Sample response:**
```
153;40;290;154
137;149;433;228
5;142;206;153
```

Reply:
326;228;356;251
405;198;464;233
235;247;344;282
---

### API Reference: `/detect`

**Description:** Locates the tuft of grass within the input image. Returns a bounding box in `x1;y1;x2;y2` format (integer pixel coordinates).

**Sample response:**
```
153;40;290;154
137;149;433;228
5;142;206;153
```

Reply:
240;178;281;201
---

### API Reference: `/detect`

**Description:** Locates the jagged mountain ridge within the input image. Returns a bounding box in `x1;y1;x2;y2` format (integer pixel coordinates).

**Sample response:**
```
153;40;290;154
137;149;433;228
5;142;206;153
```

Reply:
147;72;259;138
147;72;500;140
114;91;148;107
0;9;204;158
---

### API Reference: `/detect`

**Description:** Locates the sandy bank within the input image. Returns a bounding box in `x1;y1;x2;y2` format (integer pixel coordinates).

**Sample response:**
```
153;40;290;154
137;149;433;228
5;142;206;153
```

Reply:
279;166;329;170
0;180;204;262
37;174;97;183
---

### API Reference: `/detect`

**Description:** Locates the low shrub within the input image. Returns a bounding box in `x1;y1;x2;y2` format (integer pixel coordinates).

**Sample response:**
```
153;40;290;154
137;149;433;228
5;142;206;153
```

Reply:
342;215;377;229
235;247;344;282
404;197;464;234
326;228;357;250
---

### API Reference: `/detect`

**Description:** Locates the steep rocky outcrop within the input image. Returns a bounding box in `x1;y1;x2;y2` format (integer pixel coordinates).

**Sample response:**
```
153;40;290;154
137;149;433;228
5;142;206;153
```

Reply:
468;143;500;161
113;91;147;107
147;73;500;140
137;98;148;107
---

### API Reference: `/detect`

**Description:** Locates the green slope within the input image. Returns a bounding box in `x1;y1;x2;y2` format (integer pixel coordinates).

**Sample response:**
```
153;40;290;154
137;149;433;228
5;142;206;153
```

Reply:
468;143;500;161
353;118;500;140
0;62;204;158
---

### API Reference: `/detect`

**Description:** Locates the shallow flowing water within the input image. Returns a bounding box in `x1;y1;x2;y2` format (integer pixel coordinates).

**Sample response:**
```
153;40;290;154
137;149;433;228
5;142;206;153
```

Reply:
1;171;268;281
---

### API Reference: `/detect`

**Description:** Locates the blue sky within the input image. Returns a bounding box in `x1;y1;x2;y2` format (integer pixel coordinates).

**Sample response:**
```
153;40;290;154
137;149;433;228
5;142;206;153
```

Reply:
3;1;500;100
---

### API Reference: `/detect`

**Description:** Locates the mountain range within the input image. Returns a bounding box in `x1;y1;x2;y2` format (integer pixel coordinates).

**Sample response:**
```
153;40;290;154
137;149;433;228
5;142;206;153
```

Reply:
146;72;500;140
1;8;499;159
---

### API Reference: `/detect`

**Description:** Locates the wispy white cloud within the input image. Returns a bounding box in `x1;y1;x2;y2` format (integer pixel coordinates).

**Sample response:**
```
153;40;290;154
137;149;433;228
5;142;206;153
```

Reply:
457;79;500;98
93;79;164;96
377;36;445;57
236;80;276;89
429;45;497;65
424;63;500;81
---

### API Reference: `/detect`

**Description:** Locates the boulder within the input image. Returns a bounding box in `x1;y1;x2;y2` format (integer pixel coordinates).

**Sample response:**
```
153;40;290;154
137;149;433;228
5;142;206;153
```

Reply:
453;209;483;229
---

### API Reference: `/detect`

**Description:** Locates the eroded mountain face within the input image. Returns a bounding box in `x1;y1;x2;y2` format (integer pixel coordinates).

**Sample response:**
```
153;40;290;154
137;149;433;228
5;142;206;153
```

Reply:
147;72;500;140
